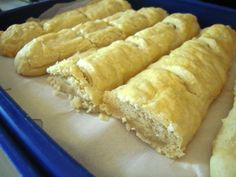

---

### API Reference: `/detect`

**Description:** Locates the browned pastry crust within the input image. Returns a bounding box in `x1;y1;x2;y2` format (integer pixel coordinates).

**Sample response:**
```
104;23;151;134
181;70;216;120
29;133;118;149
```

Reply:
0;0;131;57
47;13;200;112
15;8;167;76
102;24;236;158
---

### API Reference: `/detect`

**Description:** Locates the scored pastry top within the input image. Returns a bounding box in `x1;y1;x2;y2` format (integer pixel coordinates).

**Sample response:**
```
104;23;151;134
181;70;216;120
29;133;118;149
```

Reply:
0;0;131;57
102;24;236;158
76;13;199;92
16;7;168;76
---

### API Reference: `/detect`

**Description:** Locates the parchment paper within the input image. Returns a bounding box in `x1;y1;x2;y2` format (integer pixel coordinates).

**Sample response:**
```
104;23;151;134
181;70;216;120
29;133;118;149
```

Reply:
1;2;236;177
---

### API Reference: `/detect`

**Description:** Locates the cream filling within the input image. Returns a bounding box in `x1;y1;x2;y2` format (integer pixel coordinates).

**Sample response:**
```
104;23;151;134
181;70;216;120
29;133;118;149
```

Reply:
48;75;101;112
104;94;184;158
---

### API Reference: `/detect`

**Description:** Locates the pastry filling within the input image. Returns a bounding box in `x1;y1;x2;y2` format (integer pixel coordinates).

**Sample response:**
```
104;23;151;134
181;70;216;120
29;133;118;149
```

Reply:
48;75;99;112
104;94;184;158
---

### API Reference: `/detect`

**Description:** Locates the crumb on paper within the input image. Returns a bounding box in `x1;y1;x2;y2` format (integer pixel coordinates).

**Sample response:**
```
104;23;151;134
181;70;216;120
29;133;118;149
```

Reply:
75;109;81;113
131;127;136;131
4;87;12;91
53;89;60;96
121;117;127;123
33;119;43;128
99;113;110;121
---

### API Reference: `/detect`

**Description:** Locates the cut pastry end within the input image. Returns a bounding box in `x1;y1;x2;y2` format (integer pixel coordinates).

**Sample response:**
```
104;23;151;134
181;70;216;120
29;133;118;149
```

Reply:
47;54;102;112
47;49;101;112
102;92;185;159
47;75;102;113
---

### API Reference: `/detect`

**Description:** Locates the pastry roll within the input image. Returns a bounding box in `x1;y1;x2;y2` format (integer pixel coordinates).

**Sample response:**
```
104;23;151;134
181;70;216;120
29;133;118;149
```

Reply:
15;30;94;76
43;0;130;33
102;25;236;158
210;82;236;177
47;13;200;112
0;0;131;57
0;22;44;57
78;0;129;21
15;8;168;76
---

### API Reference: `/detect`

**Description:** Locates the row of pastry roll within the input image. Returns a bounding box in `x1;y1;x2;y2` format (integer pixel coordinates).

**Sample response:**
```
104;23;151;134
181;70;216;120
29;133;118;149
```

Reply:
0;0;131;57
210;82;236;177
47;13;200;112
15;7;168;76
102;24;236;158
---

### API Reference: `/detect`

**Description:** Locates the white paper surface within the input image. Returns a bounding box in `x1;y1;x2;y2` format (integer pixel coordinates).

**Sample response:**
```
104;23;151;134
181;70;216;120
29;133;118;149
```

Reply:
1;2;236;177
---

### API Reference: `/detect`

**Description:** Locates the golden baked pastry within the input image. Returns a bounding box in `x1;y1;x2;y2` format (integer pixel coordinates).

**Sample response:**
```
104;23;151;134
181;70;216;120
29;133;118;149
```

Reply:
15;30;94;76
15;8;168;76
0;0;131;57
102;24;236;159
47;13;200;112
210;82;236;177
0;22;44;57
42;0;131;33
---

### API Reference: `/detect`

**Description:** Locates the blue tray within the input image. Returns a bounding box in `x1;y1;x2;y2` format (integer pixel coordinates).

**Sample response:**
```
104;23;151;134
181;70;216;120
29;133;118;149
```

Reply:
0;0;236;177
0;123;41;177
129;0;236;29
0;87;93;177
0;0;75;30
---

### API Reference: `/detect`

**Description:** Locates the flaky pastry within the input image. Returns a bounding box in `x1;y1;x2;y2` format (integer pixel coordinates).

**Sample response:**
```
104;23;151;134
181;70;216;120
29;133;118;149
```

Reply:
102;24;236;158
47;13;199;112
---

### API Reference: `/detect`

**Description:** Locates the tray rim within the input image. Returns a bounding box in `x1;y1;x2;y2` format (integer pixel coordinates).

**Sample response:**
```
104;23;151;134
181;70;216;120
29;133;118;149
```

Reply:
0;0;236;176
0;86;93;177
